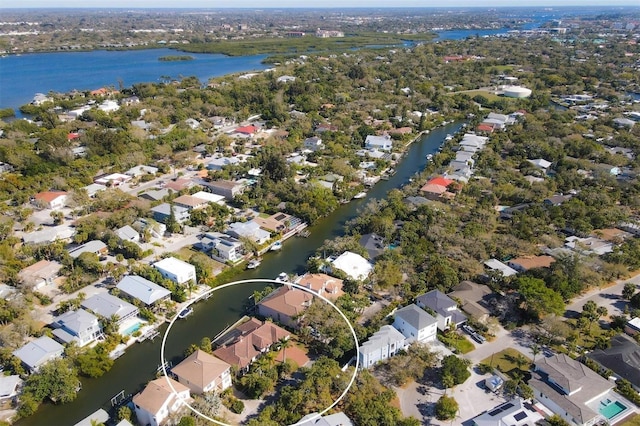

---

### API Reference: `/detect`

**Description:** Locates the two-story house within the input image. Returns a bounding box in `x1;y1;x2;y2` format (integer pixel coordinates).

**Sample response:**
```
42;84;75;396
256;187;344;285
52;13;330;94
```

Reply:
153;257;196;286
392;304;437;343
171;349;232;394
415;289;466;331
358;325;407;369
133;377;191;426
51;309;102;347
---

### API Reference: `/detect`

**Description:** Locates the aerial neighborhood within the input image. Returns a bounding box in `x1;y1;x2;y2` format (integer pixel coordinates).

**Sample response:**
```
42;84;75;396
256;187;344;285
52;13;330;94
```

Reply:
0;5;640;426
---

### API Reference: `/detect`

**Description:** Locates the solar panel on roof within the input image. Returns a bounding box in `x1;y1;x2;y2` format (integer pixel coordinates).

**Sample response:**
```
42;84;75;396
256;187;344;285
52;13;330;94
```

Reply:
514;411;528;421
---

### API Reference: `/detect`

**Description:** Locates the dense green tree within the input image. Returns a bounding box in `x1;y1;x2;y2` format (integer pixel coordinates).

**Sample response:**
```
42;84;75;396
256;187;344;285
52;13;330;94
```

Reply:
435;395;459;420
441;355;470;386
516;276;565;319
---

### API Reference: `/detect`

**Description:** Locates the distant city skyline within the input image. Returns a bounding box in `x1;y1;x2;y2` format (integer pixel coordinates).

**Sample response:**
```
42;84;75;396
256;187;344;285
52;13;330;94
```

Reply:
4;1;640;9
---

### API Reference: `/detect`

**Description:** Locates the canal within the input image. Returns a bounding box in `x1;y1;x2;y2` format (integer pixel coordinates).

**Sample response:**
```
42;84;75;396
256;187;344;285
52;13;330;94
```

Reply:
18;121;464;426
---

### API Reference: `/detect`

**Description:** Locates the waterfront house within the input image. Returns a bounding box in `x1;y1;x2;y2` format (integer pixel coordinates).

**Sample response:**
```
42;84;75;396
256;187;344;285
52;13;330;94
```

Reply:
252;212;301;234
448;281;493;323
419;176;455;201
415;290;466;331
115;225;140;243
359;233;385;260
226;220;270;245
171;349;232;394
294;273;344;300
257;286;313;329
51;309;102;347
153;257;196;286
18;259;62;290
364;134;393;151
133;377;191;426
116;275;171;307
330;251;373;281
392;304;438;343
68;240;108;259
0;375;21;402
13;336;64;373
530;354;626;426
81;293;139;326
199;232;243;263
33;191;68;210
213;320;291;372
358;325;407;369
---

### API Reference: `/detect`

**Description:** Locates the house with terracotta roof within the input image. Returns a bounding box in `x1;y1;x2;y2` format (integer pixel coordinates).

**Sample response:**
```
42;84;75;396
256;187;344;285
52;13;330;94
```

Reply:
172;194;208;211
294;273;344;300
213;320;291;372
419;176;455;201
507;255;555;273
257;286;313;328
164;178;197;192
33;191;68;210
133;377;191;426
171;349;232;394
233;125;259;135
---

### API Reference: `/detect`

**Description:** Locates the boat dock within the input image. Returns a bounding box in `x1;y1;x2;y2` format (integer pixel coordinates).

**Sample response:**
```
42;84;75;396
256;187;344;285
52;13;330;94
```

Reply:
212;315;250;347
137;328;160;343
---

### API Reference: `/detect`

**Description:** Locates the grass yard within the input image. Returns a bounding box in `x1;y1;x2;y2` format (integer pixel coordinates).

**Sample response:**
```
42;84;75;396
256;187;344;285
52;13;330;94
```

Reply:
480;348;531;379
438;332;475;354
449;89;505;102
621;414;640;426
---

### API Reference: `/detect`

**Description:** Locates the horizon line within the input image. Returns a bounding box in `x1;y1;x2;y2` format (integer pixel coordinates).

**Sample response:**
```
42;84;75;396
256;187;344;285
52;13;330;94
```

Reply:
2;4;640;9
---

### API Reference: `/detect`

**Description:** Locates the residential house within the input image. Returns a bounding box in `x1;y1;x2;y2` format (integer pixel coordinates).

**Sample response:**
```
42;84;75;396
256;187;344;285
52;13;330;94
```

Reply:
253;213;302;234
544;194;573;206
330;251;373;281
587;334;640;392
51;309;102;347
625;317;640;337
94;173;131;187
153;257;196;286
392;304;438;343
213;320;290;372
415;290;466;331
233;125;259;136
358;325;407;369
33;191;68;210
81;293;139;326
565;236;613;256
115;225;140;243
527;158;552;171
18;260;62;289
419;176;455;201
448;281;493;323
298;412;354;426
172;194;208;211
138;188;171;202
295;273;344;300
484;259;518;277
359;233;385;260
191;191;226;206
150;203;190;224
13;336;64;373
303;136;324;152
364;134;393;151
0;375;21;401
203;180;245;200
226;220;271;245
68;240;108;259
82;183;107;198
171;349;232;394
206;156;241;171
530;354;623;426
133;377;191;426
73;409;110;426
257;286;313;328
507;255;555;273
200;232;243;263
165;178;197;192
116;275;171;307
473;398;543;426
0;284;16;301
125;165;158;177
22;225;75;245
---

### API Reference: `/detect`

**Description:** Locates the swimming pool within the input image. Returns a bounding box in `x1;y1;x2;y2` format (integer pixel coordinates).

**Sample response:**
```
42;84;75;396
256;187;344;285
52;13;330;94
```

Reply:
600;400;627;420
122;322;142;336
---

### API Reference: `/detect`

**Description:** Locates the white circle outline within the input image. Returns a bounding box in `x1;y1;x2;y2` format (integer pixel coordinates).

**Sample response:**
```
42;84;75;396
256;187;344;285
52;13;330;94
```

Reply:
160;278;360;426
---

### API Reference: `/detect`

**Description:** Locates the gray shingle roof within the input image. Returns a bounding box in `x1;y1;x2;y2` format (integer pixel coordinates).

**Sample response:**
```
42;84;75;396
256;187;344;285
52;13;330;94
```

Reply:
416;290;457;317
394;304;437;329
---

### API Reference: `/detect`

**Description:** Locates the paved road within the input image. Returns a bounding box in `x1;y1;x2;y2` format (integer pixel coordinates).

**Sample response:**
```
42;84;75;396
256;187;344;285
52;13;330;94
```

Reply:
564;273;640;319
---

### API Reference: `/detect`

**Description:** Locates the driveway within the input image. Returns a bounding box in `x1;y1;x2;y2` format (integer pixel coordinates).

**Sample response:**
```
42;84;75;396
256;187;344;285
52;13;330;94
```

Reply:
564;274;640;320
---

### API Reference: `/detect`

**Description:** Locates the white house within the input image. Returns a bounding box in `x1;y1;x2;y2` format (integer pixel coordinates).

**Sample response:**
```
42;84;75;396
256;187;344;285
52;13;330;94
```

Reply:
116;275;171;307
116;225;140;243
133;377;191;426
358;325;407;369
330;251;373;281
0;375;21;401
33;191;68;210
392;304;437;343
226;220;270;245
153;257;196;285
200;232;243;263
364;134;393;151
51;309;103;347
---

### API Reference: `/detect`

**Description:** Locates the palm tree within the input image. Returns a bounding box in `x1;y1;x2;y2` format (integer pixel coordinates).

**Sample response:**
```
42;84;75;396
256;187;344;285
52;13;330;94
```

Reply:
442;373;455;395
278;337;291;364
530;343;540;364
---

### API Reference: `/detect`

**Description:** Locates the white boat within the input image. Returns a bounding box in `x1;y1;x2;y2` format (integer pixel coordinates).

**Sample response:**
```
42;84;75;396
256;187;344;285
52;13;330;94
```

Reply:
426;154;433;161
275;272;289;282
247;258;261;269
353;192;367;199
445;134;453;141
178;307;193;319
270;241;283;251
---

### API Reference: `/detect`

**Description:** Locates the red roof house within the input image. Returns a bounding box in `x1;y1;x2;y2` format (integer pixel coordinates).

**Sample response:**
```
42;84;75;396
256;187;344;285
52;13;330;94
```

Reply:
233;125;258;135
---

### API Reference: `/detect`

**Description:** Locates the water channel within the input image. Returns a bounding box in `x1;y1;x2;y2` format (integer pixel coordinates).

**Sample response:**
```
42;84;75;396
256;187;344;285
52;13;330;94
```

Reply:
17;120;464;426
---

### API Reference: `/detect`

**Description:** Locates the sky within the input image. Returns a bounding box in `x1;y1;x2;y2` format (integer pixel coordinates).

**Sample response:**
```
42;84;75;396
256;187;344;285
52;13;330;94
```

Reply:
4;0;640;8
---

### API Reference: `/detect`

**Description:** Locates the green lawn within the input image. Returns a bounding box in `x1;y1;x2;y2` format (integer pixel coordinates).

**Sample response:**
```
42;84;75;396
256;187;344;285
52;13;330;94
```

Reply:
438;333;475;354
480;348;531;379
449;89;504;102
621;414;640;426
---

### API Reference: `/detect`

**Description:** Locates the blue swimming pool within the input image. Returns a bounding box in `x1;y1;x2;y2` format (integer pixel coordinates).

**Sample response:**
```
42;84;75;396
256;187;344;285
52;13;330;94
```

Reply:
600;400;627;420
122;322;142;336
